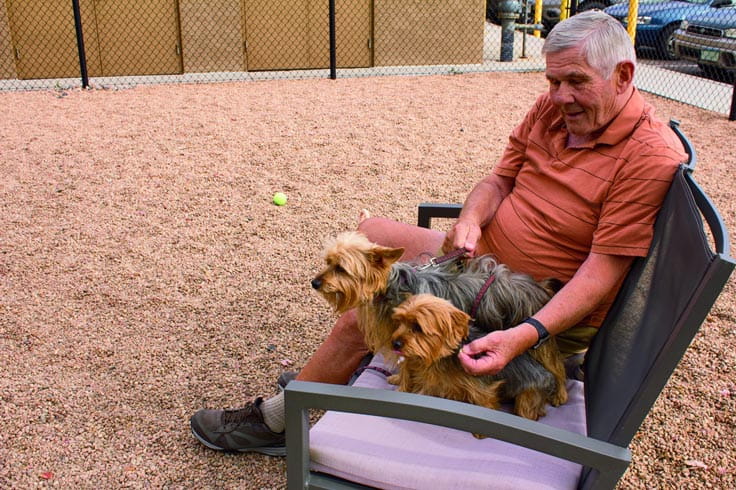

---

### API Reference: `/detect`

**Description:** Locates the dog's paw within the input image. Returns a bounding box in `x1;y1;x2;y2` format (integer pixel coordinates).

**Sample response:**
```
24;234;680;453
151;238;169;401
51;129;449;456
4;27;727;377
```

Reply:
387;374;400;385
550;386;568;406
515;390;547;420
516;405;546;421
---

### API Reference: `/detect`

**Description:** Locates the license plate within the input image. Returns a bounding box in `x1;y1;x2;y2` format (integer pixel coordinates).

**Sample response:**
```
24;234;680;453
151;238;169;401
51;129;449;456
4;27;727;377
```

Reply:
700;49;720;62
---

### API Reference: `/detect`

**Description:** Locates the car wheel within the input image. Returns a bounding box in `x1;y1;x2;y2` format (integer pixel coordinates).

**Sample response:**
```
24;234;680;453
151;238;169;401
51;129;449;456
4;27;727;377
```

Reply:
486;3;500;24
698;64;734;83
578;1;608;11
656;24;678;61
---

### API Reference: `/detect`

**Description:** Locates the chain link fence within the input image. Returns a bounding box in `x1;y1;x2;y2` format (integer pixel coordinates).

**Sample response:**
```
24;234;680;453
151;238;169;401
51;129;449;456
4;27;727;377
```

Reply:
0;0;734;117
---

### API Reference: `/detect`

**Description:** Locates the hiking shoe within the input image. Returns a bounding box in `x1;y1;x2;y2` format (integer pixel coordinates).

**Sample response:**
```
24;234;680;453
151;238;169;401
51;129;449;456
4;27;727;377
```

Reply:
277;371;298;391
190;398;286;456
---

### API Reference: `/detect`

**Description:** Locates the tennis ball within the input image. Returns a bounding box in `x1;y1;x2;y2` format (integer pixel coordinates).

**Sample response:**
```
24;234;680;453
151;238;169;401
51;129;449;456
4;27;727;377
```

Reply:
273;192;288;206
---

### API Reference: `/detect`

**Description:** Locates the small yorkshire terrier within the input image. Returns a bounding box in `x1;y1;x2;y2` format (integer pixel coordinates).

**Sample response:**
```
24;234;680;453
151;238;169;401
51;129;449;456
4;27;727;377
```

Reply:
310;231;568;416
392;294;561;420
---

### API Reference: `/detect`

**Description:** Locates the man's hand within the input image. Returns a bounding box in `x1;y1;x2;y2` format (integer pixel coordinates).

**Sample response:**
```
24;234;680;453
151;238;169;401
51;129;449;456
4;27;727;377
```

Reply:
458;252;637;377
442;173;514;256
458;328;530;376
443;220;482;256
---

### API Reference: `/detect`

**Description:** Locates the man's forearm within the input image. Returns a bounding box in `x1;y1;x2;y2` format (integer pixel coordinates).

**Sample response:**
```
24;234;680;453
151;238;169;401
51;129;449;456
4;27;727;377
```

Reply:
459;174;514;228
513;252;635;352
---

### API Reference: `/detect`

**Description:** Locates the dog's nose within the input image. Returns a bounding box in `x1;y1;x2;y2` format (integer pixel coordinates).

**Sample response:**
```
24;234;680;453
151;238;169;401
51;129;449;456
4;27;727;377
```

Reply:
392;339;403;351
311;278;322;290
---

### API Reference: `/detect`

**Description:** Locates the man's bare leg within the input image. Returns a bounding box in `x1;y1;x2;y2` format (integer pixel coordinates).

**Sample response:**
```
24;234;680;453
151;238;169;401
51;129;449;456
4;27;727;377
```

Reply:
359;216;446;261
295;309;368;384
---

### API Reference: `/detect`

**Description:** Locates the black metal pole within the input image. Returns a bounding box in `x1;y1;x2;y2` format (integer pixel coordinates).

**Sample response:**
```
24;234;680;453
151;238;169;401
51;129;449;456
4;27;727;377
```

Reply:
730;77;736;121
521;1;528;59
71;0;89;88
329;0;336;79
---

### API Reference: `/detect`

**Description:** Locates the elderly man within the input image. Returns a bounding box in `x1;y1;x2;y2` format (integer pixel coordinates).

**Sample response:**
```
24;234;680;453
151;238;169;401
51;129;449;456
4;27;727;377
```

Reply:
190;10;686;455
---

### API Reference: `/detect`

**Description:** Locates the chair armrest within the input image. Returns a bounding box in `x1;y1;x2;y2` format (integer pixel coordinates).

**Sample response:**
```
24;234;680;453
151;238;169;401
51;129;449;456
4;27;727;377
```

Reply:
417;203;462;228
669;119;696;171
285;381;630;490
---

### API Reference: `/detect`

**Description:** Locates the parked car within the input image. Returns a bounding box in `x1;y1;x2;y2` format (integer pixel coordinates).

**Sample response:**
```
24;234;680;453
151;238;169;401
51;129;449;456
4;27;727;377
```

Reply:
604;0;728;60
674;3;736;80
486;0;621;33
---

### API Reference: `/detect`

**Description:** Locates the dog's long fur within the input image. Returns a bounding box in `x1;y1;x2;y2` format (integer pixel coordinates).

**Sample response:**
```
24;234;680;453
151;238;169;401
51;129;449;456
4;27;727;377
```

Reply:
311;231;568;419
391;294;559;420
390;294;504;409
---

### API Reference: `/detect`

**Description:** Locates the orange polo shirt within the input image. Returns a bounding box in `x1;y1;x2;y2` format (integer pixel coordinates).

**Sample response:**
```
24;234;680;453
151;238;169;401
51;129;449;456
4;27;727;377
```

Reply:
479;89;686;329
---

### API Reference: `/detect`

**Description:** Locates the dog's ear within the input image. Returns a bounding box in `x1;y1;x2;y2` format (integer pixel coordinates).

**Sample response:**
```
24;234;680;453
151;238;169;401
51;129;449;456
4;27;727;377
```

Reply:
367;245;404;267
451;308;471;330
429;302;470;354
448;308;471;341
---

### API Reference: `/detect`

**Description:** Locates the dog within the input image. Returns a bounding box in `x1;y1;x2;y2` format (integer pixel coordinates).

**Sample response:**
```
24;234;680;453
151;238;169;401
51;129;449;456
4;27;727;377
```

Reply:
392;293;563;421
310;231;568;417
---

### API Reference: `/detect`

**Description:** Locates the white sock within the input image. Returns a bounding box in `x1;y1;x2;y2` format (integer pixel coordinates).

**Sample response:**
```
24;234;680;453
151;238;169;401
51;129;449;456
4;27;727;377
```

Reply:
260;391;286;433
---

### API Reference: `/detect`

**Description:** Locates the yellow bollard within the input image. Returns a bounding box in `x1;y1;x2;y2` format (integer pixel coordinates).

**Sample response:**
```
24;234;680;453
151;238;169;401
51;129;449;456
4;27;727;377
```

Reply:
534;0;542;37
626;0;640;45
560;0;570;22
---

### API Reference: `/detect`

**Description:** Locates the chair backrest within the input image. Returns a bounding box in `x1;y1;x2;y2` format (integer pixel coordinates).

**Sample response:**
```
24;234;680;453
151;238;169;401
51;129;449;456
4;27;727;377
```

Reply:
580;162;734;488
415;121;733;490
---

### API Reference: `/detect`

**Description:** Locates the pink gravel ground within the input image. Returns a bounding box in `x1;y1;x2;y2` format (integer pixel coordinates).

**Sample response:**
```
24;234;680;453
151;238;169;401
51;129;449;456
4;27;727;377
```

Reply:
0;72;734;488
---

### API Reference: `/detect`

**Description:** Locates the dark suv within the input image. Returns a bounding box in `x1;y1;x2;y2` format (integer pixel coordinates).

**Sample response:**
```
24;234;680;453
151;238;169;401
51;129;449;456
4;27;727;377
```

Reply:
674;3;736;80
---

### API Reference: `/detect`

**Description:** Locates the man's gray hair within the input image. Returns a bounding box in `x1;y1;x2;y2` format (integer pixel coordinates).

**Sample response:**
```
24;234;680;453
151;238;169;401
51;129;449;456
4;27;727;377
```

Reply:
542;10;636;80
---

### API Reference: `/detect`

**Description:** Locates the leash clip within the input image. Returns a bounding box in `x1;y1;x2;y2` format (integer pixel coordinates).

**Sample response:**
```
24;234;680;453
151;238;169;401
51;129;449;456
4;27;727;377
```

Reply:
417;247;468;270
417;256;440;271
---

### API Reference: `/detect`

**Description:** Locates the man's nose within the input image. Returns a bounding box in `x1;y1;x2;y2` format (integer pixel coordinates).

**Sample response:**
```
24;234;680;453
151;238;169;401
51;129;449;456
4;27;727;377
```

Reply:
551;83;575;105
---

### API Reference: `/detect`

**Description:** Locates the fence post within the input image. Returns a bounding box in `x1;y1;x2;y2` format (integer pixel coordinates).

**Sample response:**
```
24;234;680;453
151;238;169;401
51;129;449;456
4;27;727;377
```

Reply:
71;0;89;88
329;0;336;80
730;77;735;121
569;0;578;16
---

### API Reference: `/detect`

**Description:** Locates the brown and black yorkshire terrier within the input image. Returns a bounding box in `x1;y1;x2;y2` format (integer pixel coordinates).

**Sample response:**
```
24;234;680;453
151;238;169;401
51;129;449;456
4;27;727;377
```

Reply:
310;231;568;418
392;294;561;421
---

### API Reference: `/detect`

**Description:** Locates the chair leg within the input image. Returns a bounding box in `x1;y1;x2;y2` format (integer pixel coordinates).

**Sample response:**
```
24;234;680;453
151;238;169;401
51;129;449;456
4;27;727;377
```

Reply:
285;395;310;490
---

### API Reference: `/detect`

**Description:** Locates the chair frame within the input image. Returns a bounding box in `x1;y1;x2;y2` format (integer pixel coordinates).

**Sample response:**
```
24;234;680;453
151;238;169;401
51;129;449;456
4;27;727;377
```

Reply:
285;121;734;490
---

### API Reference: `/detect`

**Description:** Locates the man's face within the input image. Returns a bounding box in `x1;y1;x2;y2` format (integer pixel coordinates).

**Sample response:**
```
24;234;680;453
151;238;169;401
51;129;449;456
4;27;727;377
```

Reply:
545;47;623;139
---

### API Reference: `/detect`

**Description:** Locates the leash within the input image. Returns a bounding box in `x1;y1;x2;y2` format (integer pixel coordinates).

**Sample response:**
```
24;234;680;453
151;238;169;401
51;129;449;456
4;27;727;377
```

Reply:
417;247;469;270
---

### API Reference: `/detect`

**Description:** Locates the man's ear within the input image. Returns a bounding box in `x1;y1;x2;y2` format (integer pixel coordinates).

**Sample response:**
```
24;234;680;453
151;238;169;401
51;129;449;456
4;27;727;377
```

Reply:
615;60;635;94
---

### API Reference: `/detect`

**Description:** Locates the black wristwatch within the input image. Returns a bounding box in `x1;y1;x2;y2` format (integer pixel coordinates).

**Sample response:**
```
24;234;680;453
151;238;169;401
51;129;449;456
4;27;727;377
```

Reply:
523;317;550;350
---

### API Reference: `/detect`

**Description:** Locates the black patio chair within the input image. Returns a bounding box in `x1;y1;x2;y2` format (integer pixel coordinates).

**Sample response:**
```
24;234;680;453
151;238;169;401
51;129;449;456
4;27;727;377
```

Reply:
285;121;734;489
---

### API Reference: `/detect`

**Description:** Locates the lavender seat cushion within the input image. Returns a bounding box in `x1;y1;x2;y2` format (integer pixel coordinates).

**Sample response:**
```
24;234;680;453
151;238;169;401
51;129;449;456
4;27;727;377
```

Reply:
308;353;586;490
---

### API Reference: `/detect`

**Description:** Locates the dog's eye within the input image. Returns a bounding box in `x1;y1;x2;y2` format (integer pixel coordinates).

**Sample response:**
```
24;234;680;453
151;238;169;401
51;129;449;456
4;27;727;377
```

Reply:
411;322;422;333
334;264;345;273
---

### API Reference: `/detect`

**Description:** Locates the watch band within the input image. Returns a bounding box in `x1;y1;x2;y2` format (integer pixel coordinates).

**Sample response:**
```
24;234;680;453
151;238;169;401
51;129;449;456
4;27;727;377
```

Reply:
523;317;550;350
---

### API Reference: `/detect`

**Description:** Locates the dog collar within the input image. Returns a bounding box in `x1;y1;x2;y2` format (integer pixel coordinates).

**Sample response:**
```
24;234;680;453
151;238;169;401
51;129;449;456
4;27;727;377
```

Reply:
470;274;496;320
523;317;550;350
353;365;394;378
